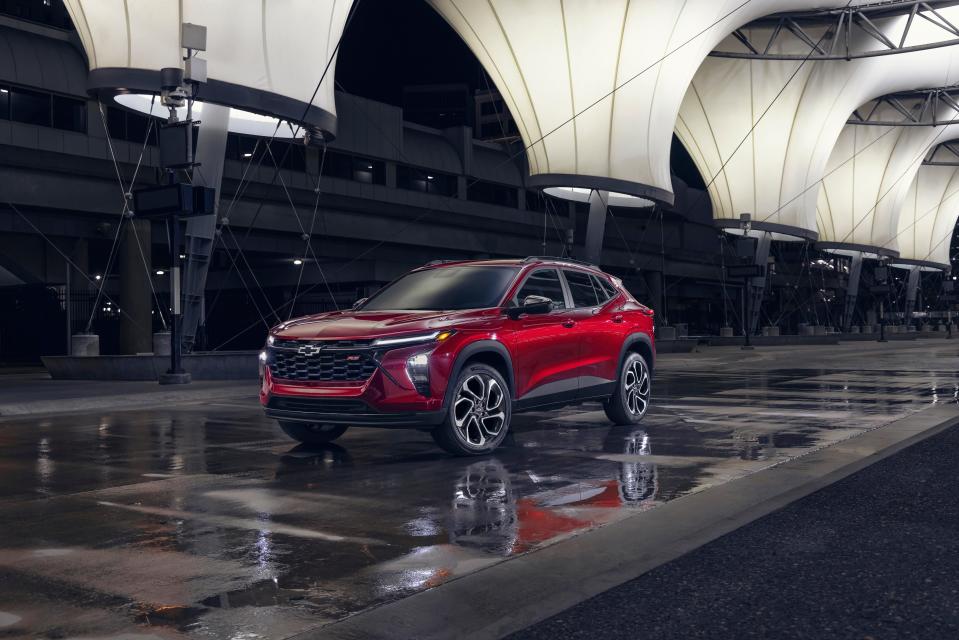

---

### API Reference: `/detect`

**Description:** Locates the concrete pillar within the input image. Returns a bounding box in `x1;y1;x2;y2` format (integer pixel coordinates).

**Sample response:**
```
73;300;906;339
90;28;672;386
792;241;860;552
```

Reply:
584;189;609;266
747;232;772;336
644;269;664;326
905;266;921;327
842;252;863;332
119;218;152;354
181;104;230;352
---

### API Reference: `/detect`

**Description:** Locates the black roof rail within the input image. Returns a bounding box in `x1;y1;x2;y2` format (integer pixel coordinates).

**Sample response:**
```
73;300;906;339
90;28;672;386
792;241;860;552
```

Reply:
522;255;598;269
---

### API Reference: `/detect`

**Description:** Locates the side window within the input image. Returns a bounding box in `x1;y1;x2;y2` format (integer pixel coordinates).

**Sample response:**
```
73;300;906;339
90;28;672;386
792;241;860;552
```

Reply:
514;269;566;309
564;270;600;308
591;275;617;303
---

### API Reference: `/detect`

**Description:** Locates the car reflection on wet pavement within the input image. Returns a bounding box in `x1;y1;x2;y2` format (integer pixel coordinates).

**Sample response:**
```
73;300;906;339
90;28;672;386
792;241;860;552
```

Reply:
1;344;958;638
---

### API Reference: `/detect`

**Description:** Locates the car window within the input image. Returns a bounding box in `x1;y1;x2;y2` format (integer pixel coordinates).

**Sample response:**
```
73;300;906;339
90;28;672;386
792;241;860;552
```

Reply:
362;265;520;310
592;275;617;303
563;270;600;308
514;268;566;309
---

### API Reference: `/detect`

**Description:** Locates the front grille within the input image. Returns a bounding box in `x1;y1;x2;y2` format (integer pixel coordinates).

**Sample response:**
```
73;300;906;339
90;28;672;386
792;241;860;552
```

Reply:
268;340;377;382
268;396;371;414
273;338;373;350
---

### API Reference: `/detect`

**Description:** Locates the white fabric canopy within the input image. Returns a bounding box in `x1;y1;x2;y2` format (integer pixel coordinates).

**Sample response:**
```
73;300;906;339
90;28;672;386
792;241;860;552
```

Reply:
895;164;959;269
64;0;352;137
426;0;829;205
816;105;959;257
676;9;959;239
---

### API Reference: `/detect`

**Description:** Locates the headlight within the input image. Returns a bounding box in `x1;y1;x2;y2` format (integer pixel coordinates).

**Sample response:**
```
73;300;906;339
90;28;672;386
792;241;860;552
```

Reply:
406;352;431;396
258;350;268;378
372;330;455;348
266;335;275;346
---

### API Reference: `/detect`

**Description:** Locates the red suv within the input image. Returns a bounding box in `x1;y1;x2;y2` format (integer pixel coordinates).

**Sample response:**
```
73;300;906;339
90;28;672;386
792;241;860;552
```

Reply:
260;257;654;455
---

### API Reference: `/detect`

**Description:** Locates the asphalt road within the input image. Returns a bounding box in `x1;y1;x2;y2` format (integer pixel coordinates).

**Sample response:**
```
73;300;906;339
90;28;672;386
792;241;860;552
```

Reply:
508;422;959;640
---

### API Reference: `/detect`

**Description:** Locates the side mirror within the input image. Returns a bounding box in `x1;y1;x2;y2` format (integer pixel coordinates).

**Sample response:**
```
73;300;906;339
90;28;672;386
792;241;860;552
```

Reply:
352;297;368;310
506;295;553;319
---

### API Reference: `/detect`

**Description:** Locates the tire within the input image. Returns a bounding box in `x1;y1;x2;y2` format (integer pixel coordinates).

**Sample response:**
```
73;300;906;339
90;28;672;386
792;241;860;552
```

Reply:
432;363;512;456
604;352;651;425
278;421;349;445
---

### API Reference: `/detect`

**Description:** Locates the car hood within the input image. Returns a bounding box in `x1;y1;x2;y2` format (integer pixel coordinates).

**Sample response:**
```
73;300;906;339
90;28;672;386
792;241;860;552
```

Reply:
272;308;499;341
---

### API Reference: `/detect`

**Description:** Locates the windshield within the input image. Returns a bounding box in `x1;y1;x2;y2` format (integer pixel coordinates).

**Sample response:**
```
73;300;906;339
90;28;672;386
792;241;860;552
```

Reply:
361;266;520;311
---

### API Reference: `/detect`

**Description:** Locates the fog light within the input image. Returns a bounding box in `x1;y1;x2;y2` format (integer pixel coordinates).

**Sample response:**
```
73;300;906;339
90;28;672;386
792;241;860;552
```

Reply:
406;353;431;396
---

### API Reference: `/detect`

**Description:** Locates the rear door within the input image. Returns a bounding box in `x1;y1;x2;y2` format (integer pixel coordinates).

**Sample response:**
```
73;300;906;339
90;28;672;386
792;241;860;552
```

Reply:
561;269;622;396
505;268;581;404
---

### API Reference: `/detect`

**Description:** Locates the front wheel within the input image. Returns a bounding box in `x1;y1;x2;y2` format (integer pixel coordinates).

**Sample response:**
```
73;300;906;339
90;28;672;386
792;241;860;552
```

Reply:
604;352;651;425
278;421;349;445
432;363;512;456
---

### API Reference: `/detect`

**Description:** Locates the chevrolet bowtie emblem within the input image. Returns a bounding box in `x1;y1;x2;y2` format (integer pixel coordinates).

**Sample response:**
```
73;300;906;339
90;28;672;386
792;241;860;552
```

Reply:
298;344;321;356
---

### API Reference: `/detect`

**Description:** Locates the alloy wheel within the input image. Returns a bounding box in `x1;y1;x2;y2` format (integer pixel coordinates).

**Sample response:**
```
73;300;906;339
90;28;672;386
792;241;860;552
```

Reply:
452;374;507;448
623;358;651;418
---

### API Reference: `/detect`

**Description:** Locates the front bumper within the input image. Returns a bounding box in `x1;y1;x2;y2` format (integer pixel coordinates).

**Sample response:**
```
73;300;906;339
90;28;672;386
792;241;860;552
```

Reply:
260;338;459;427
264;395;446;427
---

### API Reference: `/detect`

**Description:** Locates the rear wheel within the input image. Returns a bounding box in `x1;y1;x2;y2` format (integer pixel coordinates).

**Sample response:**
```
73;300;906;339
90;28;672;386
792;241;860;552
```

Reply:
604;352;651;425
278;421;349;445
432;363;511;456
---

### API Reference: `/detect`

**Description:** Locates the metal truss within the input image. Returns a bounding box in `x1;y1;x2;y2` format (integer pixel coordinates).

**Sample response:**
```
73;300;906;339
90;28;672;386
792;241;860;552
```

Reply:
923;140;959;165
710;0;959;61
847;86;959;126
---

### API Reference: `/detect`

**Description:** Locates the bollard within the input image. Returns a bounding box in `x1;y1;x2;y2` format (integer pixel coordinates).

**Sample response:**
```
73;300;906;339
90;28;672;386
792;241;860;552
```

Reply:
720;326;734;338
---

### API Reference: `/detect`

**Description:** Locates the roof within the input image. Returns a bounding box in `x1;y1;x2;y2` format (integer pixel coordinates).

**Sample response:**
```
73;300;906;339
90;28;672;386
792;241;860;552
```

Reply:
418;257;603;273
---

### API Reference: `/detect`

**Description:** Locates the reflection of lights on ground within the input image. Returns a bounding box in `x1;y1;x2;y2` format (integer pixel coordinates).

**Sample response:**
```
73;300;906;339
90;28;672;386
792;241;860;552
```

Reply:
405;516;442;537
36;437;54;491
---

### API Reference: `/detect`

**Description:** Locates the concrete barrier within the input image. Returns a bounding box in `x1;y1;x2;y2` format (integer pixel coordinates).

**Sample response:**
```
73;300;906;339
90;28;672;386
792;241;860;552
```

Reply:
762;326;780;337
71;334;99;357
42;351;259;381
719;327;734;337
707;334;839;347
814;326;827;336
800;325;815;336
153;332;171;356
863;325;873;334
850;326;860;334
658;326;678;340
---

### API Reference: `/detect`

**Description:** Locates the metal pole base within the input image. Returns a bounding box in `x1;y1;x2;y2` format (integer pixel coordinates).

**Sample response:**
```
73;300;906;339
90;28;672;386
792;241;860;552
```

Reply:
159;372;192;385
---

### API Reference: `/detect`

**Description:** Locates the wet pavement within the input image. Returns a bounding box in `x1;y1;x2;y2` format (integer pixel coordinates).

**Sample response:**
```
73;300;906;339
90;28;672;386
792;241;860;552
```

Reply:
0;341;957;639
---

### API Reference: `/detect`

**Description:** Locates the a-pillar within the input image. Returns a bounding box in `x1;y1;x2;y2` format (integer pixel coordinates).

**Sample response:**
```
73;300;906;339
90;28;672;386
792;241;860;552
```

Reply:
842;252;863;332
584;189;609;265
905;266;921;327
119;218;152;354
747;232;772;336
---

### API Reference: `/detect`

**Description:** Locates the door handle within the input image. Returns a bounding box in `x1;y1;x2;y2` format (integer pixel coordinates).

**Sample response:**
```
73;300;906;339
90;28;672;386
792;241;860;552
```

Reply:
562;320;576;328
612;315;624;323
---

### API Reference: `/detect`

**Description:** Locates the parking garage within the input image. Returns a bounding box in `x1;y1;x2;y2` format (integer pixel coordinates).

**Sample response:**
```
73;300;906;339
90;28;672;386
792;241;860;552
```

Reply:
2;1;959;639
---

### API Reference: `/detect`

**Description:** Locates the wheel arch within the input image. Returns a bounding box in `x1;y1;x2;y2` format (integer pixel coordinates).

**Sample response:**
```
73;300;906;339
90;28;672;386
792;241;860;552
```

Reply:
619;332;655;374
442;340;515;410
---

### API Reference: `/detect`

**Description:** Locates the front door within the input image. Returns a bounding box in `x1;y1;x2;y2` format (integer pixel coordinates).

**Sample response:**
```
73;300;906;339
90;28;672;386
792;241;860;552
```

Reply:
505;268;581;406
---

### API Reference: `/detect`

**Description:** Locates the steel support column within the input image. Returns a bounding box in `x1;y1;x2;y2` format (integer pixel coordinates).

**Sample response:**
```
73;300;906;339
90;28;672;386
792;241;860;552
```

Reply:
181;104;230;352
843;252;864;331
